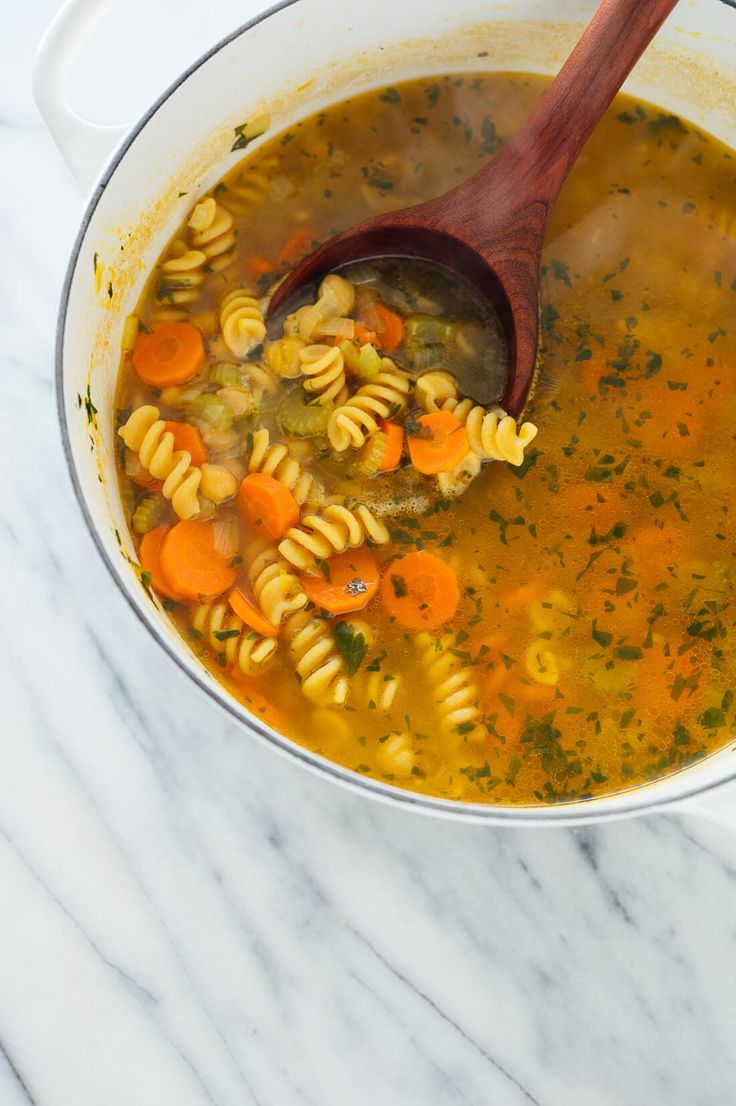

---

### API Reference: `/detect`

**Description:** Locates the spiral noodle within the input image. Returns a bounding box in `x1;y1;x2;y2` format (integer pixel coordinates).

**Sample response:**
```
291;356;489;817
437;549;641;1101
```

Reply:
157;242;207;316
220;290;267;359
415;370;538;467
192;602;277;675
327;362;413;451
377;732;416;777
362;670;401;712
188;198;237;271
415;632;482;740
248;544;308;625
119;406;199;519
119;406;236;520
298;344;347;405
218;166;272;216
278;499;390;573
247;428;323;507
415;370;458;412
283;609;349;706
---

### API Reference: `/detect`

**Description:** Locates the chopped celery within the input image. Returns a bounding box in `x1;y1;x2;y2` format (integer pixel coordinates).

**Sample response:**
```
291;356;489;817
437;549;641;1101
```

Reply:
353;431;388;477
277;386;332;437
338;339;383;381
209;362;243;387
405;314;457;344
133;495;168;534
186;393;234;431
407;343;444;373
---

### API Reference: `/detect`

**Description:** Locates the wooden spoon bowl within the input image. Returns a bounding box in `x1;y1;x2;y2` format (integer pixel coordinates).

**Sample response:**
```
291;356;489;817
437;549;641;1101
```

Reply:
268;0;679;416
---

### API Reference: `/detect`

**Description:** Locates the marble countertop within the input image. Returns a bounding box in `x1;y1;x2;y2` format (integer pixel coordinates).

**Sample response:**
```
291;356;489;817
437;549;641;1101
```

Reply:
3;3;736;1104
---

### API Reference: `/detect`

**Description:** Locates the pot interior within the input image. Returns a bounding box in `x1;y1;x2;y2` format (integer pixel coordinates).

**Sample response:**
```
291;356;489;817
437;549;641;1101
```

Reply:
59;0;736;821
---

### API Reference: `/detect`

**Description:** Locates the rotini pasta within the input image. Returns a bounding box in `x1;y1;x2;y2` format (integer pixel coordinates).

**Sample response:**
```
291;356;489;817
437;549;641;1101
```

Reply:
377;731;416;776
298;344;347;405
327;362;413;451
283;609;349;706
362;670;401;712
188;198;237;271
278;499;390;573
248;543;309;625
192;602;278;675
220;290;267;359
415;370;458;412
415;371;538;467
246;428;324;507
415;632;482;740
118;405;236;520
155;242;207;320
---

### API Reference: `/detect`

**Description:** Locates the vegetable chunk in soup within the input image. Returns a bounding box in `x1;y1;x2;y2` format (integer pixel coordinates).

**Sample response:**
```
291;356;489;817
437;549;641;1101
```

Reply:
115;73;736;806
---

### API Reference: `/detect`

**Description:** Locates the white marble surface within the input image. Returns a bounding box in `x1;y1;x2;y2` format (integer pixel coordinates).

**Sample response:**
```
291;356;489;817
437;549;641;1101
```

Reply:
3;3;736;1104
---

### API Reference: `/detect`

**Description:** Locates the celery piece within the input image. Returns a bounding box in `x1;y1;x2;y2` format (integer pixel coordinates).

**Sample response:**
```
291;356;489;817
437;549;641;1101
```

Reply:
353;431;388;477
405;314;456;344
186;393;234;431
132;495;168;534
209;362;243;387
277;386;332;437
408;343;444;373
339;339;382;381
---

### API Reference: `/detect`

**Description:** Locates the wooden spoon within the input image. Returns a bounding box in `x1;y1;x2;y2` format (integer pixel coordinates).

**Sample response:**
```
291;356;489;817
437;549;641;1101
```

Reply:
268;0;678;416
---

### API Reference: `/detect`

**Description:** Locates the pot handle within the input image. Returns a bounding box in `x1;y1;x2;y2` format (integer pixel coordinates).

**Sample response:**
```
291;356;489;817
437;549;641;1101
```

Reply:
675;780;736;831
32;0;129;193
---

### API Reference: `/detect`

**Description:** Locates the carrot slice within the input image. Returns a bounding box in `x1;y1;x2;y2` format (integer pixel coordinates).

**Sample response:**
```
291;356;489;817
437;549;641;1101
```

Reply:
406;410;469;474
138;525;183;601
237;472;300;540
377;419;404;472
301;548;380;614
234;681;290;734
381;550;459;630
164;421;207;467
228;586;281;637
132;322;205;387
159;520;236;601
359;301;405;352
354;322;378;346
279;227;314;265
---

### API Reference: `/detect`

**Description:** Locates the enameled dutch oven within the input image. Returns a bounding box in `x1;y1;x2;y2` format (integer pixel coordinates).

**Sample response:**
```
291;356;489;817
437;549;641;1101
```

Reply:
34;0;736;826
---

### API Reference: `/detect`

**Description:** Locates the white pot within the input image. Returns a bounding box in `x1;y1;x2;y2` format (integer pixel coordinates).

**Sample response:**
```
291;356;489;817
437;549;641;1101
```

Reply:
34;0;736;827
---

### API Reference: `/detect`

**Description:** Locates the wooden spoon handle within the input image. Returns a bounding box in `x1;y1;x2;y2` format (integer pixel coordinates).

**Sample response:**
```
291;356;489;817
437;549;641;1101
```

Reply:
507;0;680;201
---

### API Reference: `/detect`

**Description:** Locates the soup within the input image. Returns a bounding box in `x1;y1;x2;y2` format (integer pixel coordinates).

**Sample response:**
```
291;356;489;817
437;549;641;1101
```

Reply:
115;73;736;805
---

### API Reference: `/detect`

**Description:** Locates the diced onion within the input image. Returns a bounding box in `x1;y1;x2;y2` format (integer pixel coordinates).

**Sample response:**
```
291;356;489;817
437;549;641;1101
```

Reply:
212;519;240;561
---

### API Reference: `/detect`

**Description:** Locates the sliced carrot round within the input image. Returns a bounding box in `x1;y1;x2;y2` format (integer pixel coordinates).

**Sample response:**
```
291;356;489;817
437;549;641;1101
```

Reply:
131;322;205;388
301;548;380;614
164;421;207;467
228;586;281;637
381;550;459;630
359;301;405;352
377;419;404;472
237;472;300;540
407;410;469;474
233;681;290;734
138;524;183;601
159;520;236;601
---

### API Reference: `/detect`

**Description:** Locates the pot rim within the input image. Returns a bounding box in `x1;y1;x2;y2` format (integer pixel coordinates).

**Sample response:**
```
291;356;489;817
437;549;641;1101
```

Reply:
55;0;736;826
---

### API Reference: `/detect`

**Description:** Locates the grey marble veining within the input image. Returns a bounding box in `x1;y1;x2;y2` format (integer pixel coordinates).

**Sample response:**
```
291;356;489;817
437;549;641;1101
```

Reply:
2;3;736;1104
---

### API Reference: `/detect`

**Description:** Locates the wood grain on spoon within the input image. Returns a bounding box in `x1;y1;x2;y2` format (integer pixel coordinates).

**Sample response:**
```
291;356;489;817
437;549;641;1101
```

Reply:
268;0;679;417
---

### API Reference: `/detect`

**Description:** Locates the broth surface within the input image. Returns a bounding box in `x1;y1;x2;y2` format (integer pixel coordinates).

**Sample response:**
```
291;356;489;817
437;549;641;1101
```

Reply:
116;73;736;805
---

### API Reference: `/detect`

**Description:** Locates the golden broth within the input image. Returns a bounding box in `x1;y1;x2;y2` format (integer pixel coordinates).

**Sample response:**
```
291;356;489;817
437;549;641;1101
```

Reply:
116;73;736;805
